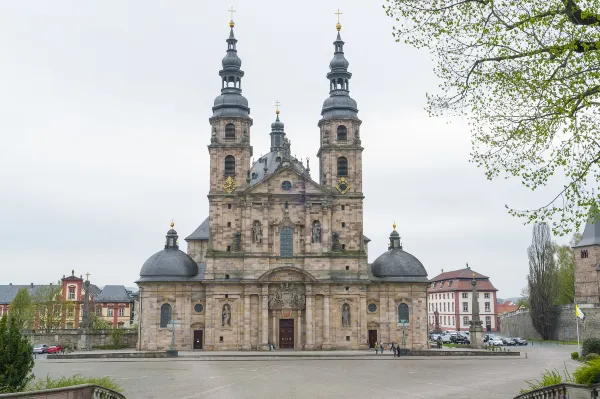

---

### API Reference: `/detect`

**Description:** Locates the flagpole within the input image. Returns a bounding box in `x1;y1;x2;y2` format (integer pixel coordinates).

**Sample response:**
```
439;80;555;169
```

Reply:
577;316;580;354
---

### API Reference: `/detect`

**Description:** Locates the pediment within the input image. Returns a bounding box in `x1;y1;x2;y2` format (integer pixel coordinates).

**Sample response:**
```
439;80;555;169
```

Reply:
243;165;329;196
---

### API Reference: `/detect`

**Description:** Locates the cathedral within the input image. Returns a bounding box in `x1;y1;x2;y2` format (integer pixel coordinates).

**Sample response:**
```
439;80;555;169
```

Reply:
136;17;429;351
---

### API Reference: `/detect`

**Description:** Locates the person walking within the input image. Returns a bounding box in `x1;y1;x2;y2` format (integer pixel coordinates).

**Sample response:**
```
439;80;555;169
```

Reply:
379;342;384;354
374;341;379;354
437;336;443;349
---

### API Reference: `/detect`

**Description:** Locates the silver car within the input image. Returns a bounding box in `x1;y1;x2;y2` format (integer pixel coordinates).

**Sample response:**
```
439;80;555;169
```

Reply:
32;344;48;354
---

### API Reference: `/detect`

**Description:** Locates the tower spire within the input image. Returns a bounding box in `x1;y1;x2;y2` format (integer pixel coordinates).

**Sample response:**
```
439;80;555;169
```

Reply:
270;101;286;152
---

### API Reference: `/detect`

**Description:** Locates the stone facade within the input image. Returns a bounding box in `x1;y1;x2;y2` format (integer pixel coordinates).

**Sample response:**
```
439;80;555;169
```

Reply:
136;22;429;351
574;245;600;304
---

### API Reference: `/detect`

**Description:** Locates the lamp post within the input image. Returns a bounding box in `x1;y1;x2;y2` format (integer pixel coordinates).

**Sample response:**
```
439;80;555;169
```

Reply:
81;273;92;351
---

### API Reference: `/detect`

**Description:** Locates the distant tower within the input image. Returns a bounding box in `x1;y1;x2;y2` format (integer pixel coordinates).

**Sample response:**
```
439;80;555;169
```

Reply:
208;15;253;194
317;16;363;195
573;217;600;304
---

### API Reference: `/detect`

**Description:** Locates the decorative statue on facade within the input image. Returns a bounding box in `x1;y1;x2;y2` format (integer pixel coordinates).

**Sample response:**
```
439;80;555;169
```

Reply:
241;128;249;144
312;221;321;244
222;304;231;327
323;130;329;144
268;283;306;310
332;232;343;252
342;303;350;327
211;127;217;143
231;232;242;252
283;137;291;157
354;128;361;144
252;221;262;243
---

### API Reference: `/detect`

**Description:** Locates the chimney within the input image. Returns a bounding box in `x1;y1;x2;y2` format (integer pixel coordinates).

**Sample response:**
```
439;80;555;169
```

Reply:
30;283;33;288
9;283;12;286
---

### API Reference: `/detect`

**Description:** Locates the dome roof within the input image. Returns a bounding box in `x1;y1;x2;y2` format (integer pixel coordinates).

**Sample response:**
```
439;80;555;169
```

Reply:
330;53;349;70
140;248;198;278
371;249;427;278
222;52;242;68
321;94;359;120
271;114;284;130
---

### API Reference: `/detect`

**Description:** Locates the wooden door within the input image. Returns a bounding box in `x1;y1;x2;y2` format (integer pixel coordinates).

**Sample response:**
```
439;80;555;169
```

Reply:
193;330;203;349
368;330;377;348
279;319;294;349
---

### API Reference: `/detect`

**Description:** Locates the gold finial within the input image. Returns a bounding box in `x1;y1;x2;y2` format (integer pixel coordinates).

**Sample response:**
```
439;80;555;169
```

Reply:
228;6;236;28
335;9;343;31
170;219;175;229
393;221;397;230
275;100;281;115
472;272;476;279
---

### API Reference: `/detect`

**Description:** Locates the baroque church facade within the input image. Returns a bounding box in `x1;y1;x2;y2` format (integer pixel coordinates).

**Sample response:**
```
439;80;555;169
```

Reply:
136;18;429;351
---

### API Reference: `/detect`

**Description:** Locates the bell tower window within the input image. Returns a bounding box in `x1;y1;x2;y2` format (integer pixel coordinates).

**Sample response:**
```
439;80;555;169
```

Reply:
582;250;589;259
225;124;236;140
224;155;236;177
337;125;347;141
337;157;348;177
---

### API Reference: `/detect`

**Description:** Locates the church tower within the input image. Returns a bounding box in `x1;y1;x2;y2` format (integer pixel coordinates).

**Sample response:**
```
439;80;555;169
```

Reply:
208;18;253;194
317;20;363;195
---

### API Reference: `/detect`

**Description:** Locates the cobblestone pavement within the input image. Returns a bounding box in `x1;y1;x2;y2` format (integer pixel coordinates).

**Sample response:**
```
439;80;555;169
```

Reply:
33;345;579;399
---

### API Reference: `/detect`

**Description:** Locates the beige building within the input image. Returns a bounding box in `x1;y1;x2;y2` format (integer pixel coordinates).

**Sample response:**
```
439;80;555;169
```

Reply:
136;20;429;351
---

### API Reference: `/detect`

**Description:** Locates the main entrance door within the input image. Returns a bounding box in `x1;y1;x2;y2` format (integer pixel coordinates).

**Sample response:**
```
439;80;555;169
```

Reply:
368;330;378;348
279;319;294;349
193;330;203;349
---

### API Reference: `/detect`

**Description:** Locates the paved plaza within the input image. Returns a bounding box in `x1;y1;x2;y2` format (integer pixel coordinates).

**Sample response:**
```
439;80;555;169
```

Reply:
33;345;578;399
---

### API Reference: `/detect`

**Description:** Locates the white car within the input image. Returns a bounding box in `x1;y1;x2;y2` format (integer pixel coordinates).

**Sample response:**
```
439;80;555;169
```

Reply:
441;334;452;343
487;337;504;346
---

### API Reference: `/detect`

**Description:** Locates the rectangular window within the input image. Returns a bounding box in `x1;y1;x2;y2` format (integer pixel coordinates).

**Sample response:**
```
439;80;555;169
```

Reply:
486;316;491;325
67;307;74;317
280;227;293;257
443;303;446;312
485;302;490;312
463;302;468;312
452;303;455;312
118;308;124;317
443;294;445;299
443;316;447;324
108;308;114;317
96;307;102;316
484;293;490;299
463;316;469;325
462;293;468;299
68;286;75;300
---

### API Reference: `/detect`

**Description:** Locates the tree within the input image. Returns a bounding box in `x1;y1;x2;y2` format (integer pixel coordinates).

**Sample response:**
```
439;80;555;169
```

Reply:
554;232;582;304
384;0;600;236
89;312;110;330
516;286;531;309
9;289;34;331
527;223;560;339
31;283;63;333
0;315;34;393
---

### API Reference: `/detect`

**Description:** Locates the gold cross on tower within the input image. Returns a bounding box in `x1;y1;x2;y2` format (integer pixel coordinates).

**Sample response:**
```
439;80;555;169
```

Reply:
274;100;281;115
228;6;236;28
335;9;343;31
85;272;90;281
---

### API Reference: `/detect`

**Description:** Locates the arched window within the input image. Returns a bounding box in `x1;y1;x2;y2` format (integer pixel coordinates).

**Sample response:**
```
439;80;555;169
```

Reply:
398;303;409;323
337;125;347;141
280;226;293;257
160;303;172;328
337;157;348;176
225;123;236;139
224;155;236;177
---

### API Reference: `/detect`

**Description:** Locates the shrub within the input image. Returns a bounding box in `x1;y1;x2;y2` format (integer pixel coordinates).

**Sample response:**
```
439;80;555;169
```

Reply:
0;315;35;392
110;328;124;348
26;375;121;392
572;351;580;360
520;367;573;394
574;358;600;386
585;353;600;362
582;338;600;357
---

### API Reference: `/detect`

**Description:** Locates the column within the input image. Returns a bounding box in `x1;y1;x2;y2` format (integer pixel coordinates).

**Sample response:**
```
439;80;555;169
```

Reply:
242;202;251;252
272;313;277;346
296;311;303;349
322;294;331;349
243;294;250;350
359;294;368;349
305;286;314;349
322;204;330;251
304;203;311;254
388;293;395;344
260;285;269;349
205;292;214;350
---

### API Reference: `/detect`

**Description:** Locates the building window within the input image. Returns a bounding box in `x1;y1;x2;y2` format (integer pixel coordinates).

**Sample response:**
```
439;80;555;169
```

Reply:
443;294;445;299
337;157;348;177
463;302;468;312
486;316;491;326
118;322;124;328
452;303;455;312
194;303;204;313
68;286;75;300
346;335;350;341
341;205;345;210
398;303;409;323
337;125;347;141
463;316;469;325
448;280;453;287
582;250;589;258
367;303;377;313
67;307;74;318
484;293;490;299
441;281;445;288
462;293;468;299
224;155;236;177
219;336;224;343
108;308;113;317
341;222;346;228
281;181;292;191
66;323;74;329
280;226;293;257
228;204;232;209
160;303;172;328
443;303;446;312
53;305;61;318
96;306;102;316
118;308;125;317
444;316;447;325
345;265;350;270
225;123;236;139
485;302;490;312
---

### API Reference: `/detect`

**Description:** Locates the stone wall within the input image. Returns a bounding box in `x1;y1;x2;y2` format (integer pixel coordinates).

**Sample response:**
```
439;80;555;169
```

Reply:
24;329;137;349
500;304;600;341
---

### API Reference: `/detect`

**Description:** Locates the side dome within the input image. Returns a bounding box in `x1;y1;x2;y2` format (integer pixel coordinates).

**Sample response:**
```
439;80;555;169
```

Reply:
371;227;428;279
139;224;198;279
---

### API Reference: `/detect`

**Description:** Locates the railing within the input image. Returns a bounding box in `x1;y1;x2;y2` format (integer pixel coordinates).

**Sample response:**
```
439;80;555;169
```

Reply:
0;384;125;398
513;383;600;399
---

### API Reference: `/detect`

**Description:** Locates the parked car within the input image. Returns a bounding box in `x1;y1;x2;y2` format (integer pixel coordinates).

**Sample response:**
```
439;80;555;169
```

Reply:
451;333;470;344
47;345;62;354
502;338;516;346
441;334;453;343
32;344;49;354
513;337;528;346
487;337;504;346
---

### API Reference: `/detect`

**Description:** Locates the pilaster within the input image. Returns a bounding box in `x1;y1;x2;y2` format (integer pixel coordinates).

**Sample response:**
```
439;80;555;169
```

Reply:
243;293;251;350
322;293;331;349
305;285;315;349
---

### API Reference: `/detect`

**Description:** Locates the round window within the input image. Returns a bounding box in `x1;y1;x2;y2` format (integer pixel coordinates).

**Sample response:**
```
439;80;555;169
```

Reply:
281;181;292;191
194;303;203;313
368;303;377;313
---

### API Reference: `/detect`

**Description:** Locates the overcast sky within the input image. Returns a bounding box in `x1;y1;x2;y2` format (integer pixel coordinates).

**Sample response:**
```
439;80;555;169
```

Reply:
0;1;572;297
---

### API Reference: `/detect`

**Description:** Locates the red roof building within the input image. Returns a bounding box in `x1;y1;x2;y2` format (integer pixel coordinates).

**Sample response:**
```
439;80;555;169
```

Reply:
427;266;499;332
